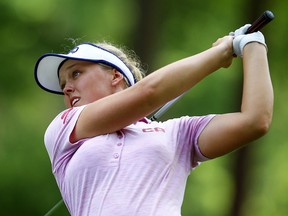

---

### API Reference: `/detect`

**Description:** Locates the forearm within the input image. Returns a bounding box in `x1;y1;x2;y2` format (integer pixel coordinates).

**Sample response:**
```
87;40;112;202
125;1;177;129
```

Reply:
138;42;232;107
241;43;274;132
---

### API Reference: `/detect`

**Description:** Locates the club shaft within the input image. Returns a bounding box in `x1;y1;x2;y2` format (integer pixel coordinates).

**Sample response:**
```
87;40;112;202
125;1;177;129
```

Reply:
150;94;185;121
44;200;64;216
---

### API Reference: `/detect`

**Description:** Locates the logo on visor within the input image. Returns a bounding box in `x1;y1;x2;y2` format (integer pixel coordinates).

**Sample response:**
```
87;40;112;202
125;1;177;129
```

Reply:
69;46;79;54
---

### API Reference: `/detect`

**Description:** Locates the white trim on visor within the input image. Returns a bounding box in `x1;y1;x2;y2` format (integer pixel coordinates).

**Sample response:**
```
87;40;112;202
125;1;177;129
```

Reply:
34;43;136;94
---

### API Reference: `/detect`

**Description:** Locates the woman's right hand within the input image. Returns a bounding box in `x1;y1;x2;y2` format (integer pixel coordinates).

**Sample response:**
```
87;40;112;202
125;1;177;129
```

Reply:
212;35;235;68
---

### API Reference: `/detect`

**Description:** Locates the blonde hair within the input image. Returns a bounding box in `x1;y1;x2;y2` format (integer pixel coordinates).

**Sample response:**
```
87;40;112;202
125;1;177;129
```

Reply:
95;41;146;84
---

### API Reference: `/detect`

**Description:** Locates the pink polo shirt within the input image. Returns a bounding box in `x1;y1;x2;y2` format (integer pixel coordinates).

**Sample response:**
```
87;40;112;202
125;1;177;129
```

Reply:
44;106;215;216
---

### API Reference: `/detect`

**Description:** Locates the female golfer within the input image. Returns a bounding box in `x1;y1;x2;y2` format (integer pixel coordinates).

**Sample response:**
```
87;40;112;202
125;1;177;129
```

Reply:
34;24;273;216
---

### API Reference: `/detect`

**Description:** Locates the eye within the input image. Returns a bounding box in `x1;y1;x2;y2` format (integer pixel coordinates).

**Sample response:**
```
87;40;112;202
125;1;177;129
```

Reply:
72;70;81;79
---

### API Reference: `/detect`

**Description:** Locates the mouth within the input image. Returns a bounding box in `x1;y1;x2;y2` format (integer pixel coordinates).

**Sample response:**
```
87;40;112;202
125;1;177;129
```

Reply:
71;97;80;107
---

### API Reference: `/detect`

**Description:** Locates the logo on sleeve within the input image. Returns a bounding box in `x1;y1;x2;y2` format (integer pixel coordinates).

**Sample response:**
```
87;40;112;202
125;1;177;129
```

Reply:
61;108;74;124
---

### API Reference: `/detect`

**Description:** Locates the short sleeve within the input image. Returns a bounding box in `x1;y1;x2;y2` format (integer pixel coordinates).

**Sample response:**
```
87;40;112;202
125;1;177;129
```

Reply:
174;114;216;170
44;105;87;174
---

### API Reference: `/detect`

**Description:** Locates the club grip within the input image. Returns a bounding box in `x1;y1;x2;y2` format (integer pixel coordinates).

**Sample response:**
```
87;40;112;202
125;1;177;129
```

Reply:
246;10;274;34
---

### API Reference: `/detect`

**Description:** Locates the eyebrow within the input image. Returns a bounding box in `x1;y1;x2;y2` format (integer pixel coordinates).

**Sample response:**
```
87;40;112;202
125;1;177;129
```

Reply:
59;62;77;79
63;62;78;71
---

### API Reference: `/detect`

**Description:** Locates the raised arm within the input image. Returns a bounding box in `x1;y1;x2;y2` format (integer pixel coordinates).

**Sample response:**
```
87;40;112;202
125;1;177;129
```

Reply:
198;40;273;158
73;36;234;141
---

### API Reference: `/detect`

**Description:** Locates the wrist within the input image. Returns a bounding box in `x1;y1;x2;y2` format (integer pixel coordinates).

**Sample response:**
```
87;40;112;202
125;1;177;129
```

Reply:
233;31;266;57
243;42;267;55
213;42;233;68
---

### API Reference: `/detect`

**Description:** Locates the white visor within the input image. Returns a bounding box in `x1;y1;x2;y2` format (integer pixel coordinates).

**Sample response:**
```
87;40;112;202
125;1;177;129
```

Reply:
34;43;136;94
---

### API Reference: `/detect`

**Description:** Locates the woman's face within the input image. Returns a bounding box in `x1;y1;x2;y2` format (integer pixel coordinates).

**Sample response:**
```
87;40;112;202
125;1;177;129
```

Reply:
59;60;117;108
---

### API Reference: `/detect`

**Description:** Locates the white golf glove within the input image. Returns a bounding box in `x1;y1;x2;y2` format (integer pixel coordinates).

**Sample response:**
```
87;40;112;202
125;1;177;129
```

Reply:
230;24;267;57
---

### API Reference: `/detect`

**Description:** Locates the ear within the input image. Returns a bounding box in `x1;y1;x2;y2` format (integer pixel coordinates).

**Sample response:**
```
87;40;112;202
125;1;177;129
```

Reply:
111;69;125;86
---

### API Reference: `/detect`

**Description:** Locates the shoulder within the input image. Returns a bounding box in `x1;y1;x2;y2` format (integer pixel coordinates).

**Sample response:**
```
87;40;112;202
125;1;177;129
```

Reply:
46;106;86;130
44;106;87;150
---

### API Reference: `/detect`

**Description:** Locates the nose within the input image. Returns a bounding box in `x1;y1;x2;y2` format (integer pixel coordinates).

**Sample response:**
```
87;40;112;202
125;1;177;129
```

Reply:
63;83;75;95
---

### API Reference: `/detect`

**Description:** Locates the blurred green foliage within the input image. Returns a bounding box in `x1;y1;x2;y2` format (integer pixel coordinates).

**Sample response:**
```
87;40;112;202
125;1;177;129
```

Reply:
0;0;287;215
